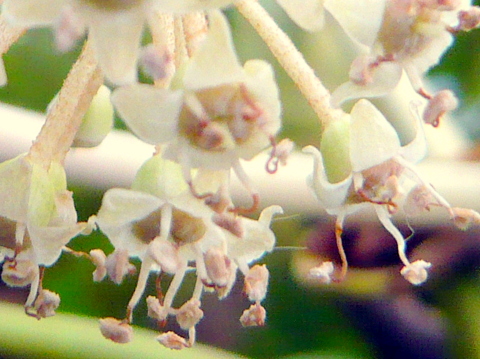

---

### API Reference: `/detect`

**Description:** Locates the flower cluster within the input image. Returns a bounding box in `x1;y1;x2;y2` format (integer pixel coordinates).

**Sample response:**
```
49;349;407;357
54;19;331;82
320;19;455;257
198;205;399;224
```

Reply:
0;0;479;353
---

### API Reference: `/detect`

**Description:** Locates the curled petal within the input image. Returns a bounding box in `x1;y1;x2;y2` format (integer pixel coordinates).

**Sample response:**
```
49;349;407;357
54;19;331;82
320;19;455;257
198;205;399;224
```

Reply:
331;62;403;107
302;146;352;212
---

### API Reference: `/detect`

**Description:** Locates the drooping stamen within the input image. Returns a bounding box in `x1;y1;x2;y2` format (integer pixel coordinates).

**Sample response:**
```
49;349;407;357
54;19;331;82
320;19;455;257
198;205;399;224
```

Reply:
375;206;410;266
24;266;44;319
333;211;348;283
126;256;153;324
230;160;260;214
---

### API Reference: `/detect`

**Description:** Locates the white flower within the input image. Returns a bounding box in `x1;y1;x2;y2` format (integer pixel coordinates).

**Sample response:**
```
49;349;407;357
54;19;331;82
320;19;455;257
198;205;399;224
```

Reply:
112;10;281;172
1;0;232;85
0;155;87;311
303;99;466;284
331;0;475;105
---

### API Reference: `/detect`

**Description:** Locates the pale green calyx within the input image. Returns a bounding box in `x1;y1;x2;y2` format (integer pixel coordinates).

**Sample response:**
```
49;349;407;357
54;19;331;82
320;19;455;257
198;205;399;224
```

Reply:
73;85;114;148
319;114;352;184
131;154;188;200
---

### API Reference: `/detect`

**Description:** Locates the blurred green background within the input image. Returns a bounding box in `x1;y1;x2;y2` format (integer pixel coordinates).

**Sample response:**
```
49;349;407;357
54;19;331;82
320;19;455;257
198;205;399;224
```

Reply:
1;1;480;358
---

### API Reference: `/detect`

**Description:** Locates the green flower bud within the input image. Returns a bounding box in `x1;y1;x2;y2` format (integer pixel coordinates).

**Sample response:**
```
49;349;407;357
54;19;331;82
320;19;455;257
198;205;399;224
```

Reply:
319;115;352;183
131;154;188;199
73;85;114;148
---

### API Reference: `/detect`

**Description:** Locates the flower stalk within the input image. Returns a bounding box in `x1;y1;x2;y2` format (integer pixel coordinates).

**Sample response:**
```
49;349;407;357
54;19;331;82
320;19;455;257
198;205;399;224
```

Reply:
27;42;102;167
235;0;341;128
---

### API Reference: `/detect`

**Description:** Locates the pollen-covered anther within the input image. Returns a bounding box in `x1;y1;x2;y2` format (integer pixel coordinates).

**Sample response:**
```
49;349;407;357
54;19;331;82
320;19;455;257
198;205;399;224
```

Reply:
455;7;480;32
146;295;168;322
148;239;180;274
308;261;335;284
54;5;85;53
99;317;133;344
422;89;458;127
139;44;171;81
105;249;136;285
400;260;432;285
89;249;107;282
450;207;480;230
203;248;232;288
212;213;245;238
1;257;37;287
33;289;60;318
240;303;266;327
156;331;190;350
404;185;437;216
349;54;381;86
244;265;269;302
175;299;204;330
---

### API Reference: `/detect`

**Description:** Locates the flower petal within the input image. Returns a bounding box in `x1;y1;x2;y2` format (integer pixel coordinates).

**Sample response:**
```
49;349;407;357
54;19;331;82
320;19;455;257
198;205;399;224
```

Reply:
80;5;145;85
28;222;86;266
303;146;352;212
183;10;244;91
111;84;184;144
349;99;401;172
156;0;232;13
96;188;164;227
331;61;403;106
324;0;385;48
276;0;325;32
2;0;65;26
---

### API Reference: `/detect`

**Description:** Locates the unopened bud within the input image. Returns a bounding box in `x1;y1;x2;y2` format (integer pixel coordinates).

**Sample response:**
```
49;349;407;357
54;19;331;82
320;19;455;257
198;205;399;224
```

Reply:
240;303;266;327
400;260;432;285
73;85;114;148
176;299;204;330
99;317;133;344
89;249;107;282
34;289;60;318
156;331;190;350
423;90;458;127
308;261;335;284
451;207;480;230
244;265;269;302
105;249;136;285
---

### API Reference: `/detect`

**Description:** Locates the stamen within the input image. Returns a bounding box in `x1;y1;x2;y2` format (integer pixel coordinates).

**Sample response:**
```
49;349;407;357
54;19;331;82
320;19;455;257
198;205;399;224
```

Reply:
333;212;348;282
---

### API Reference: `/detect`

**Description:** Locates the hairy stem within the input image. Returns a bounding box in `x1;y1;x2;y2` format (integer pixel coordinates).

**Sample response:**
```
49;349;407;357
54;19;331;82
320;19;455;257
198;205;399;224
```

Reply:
235;0;343;128
27;42;103;167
